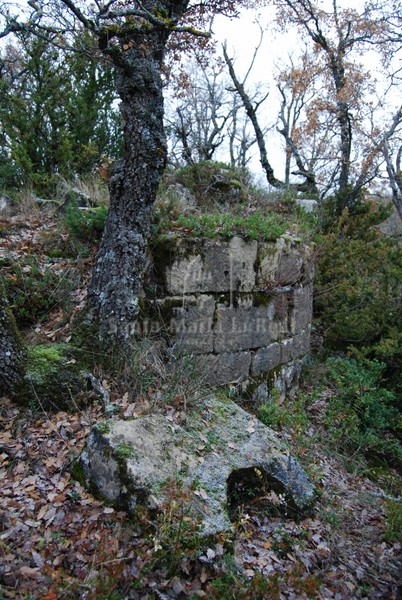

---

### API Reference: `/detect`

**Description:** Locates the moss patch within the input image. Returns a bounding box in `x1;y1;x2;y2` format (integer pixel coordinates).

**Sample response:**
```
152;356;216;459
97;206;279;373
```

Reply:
24;342;88;411
70;459;87;486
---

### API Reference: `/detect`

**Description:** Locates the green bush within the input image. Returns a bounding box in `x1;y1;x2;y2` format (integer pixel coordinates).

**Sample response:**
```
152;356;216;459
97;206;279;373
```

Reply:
63;202;108;242
314;201;402;393
1;256;61;326
322;357;401;466
257;356;401;469
174;160;250;204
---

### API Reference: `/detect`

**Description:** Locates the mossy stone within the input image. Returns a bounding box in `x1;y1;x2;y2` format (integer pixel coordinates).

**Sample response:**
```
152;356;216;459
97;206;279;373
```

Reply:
23;343;88;411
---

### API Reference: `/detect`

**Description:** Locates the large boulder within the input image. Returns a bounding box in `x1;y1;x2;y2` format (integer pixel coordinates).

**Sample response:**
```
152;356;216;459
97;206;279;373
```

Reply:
81;396;315;536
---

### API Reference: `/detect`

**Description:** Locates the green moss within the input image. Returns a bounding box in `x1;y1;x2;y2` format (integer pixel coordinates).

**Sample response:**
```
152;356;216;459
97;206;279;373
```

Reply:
70;459;87;485
115;443;133;461
93;421;111;435
27;344;68;385
24;342;87;411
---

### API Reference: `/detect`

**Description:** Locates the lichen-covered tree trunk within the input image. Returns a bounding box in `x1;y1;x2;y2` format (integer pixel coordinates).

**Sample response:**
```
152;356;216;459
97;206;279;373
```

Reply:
87;29;171;352
0;284;24;396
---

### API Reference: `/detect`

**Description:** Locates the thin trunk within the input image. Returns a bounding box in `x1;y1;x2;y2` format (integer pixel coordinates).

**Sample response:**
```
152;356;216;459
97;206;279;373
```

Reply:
224;45;317;194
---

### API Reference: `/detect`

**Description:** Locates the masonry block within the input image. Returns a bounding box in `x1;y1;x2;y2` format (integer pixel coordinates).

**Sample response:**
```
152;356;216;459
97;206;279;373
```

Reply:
198;351;252;386
213;304;276;352
165;236;258;295
251;343;281;375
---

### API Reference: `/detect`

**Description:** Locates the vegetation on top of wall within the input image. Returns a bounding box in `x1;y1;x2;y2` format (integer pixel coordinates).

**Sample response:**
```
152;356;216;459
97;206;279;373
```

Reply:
154;161;318;242
173;160;251;203
156;211;288;241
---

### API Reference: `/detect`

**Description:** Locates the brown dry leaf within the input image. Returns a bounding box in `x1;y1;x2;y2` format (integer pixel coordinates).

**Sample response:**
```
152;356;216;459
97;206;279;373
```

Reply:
18;566;41;579
37;505;48;521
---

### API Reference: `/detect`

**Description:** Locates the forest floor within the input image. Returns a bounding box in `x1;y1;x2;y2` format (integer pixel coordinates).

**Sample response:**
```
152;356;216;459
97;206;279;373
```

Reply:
0;211;401;599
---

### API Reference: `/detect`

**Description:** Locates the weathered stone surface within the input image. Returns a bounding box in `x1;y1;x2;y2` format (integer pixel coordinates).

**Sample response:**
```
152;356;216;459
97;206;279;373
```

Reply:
291;283;313;334
257;237;305;287
268;360;305;402
164;295;214;355
142;235;314;394
199;351;252;386
165;237;257;295
251;343;281;376
293;328;311;359
283;359;305;390
213;304;276;352
166;183;196;209
257;237;314;291
81;396;315;535
280;338;293;364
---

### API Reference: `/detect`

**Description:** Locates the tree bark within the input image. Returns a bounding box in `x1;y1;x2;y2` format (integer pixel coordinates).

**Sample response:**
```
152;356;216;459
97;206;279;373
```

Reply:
0;284;24;396
87;28;171;352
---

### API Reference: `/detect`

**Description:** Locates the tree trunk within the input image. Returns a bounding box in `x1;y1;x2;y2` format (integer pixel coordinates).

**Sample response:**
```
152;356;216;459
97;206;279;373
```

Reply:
88;32;169;352
0;284;24;396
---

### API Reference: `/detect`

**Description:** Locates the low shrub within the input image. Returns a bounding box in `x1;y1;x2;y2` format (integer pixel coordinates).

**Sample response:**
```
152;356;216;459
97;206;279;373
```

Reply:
322;356;401;467
1;256;62;326
258;356;401;469
63;201;108;242
174;160;251;204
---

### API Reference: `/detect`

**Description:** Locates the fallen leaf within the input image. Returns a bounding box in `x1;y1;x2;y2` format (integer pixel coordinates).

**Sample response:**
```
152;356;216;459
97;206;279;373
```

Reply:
18;566;41;579
31;550;44;568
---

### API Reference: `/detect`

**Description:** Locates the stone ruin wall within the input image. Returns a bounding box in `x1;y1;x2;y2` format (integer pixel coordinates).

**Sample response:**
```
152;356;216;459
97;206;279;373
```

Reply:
141;235;314;399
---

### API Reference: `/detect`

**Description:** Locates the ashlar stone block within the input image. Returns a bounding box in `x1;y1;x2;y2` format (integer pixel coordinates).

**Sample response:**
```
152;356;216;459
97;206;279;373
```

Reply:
292;328;311;359
165;237;257;295
290;283;313;334
213;303;276;352
257;237;314;289
198;351;252;386
166;295;215;355
251;343;281;375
